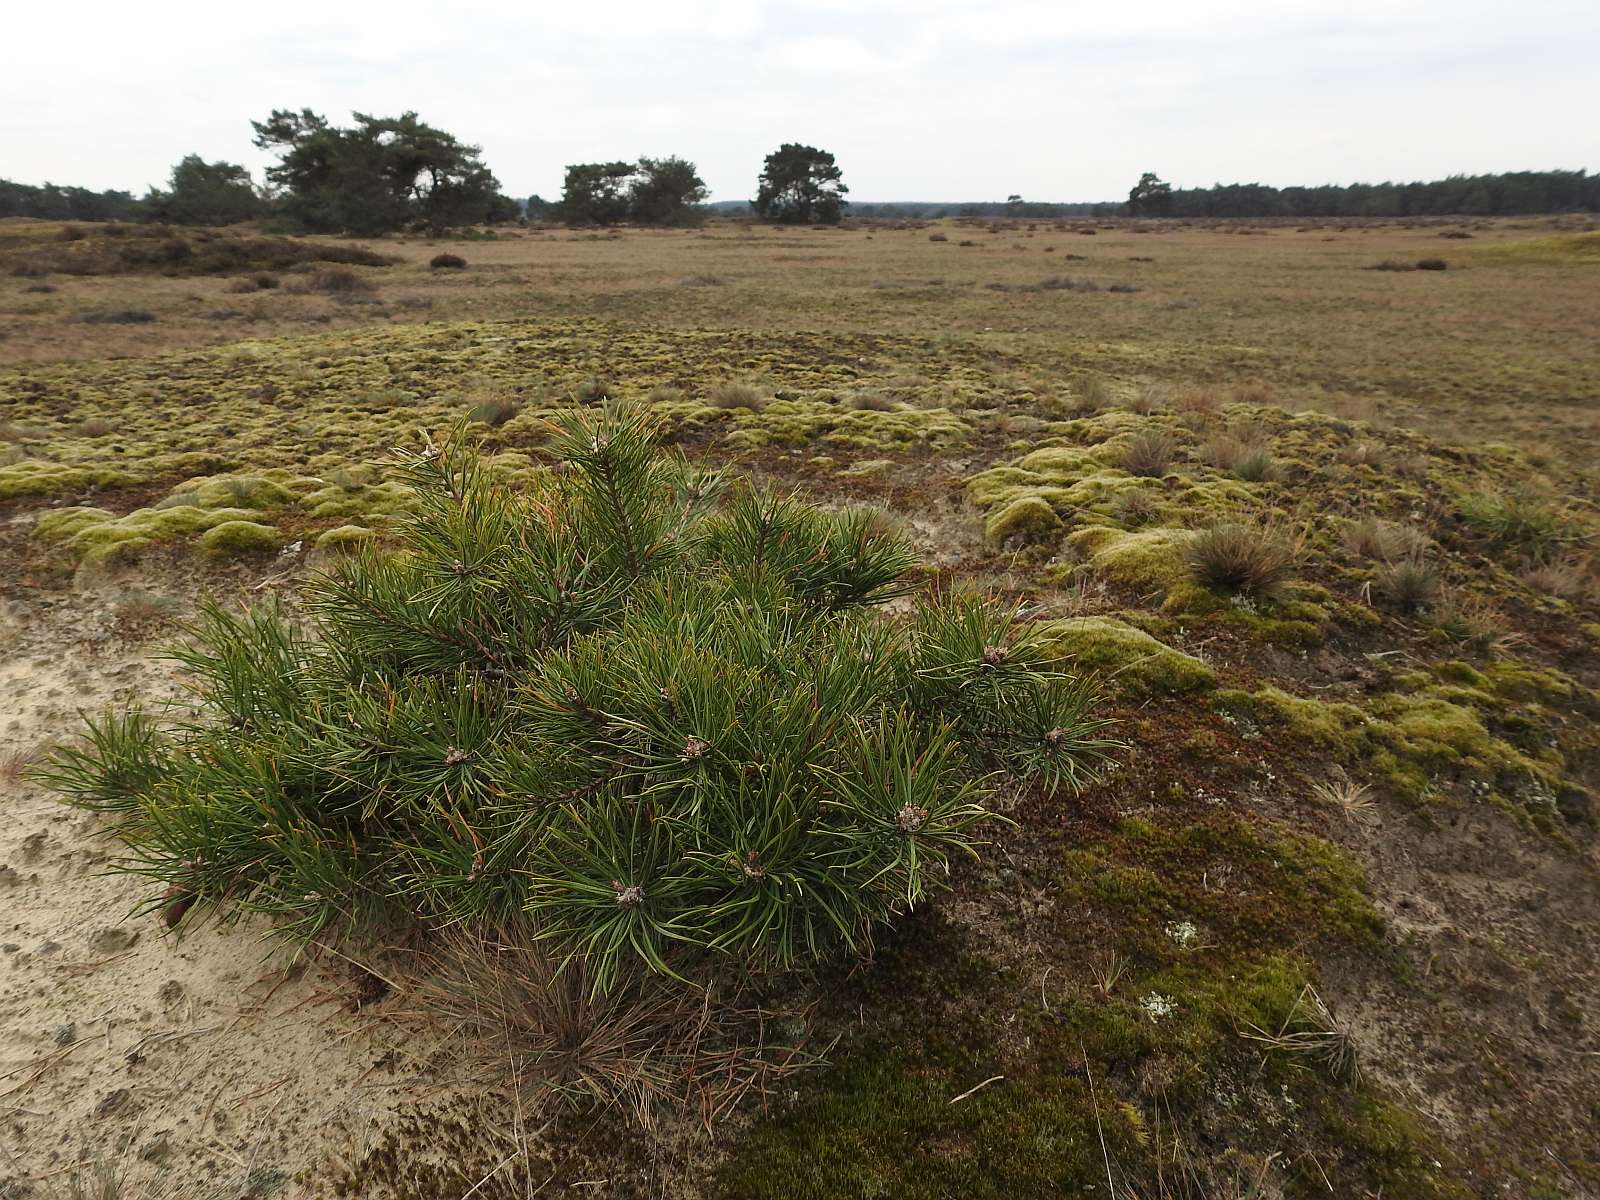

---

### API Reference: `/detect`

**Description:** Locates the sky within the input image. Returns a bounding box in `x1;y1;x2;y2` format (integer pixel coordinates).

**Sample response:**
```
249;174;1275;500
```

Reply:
5;0;1597;203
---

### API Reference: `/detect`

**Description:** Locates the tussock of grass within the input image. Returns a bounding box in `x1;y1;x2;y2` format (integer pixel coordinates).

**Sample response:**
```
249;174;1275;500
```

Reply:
1188;523;1297;598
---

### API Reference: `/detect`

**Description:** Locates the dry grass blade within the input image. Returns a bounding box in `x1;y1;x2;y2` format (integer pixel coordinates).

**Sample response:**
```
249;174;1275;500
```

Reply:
1309;775;1378;826
3;740;51;782
1242;984;1360;1085
406;925;818;1130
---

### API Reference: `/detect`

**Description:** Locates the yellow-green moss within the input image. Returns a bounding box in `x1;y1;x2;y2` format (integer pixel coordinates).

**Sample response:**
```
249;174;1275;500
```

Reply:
198;520;282;559
984;494;1061;547
315;524;376;550
34;506;115;541
1070;526;1193;594
0;461;136;500
1039;616;1215;696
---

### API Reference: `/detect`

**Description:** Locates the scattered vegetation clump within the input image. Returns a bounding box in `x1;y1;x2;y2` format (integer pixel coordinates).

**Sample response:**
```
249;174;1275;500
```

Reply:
1460;491;1575;561
1342;517;1428;561
71;307;157;325
429;252;468;270
1370;257;1449;272
467;395;520;427
226;272;280;293
45;404;1116;995
1188;522;1297;599
1072;371;1115;412
1372;556;1441;613
1429;589;1511;650
293;266;376;295
1120;429;1179;477
707;379;769;410
1203;433;1277;482
0;224;397;277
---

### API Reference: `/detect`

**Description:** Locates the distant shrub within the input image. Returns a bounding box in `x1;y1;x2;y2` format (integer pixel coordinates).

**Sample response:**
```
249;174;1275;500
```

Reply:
957;240;978;247
1189;523;1296;598
1438;230;1473;239
1461;492;1571;561
645;384;689;406
1037;276;1100;292
1430;589;1509;650
299;268;374;294
1126;385;1166;415
1520;557;1592;601
1341;518;1428;562
1114;490;1161;527
21;282;55;294
1173;388;1220;420
572;375;613;404
1373;556;1440;613
44;404;1116;995
0;227;396;279
468;396;520;427
1370;258;1448;273
680;273;724;287
430;253;468;270
928;233;948;242
227;272;280;293
708;380;769;410
71;308;157;325
846;390;896;412
1203;434;1277;482
1072;372;1115;412
1121;430;1179;477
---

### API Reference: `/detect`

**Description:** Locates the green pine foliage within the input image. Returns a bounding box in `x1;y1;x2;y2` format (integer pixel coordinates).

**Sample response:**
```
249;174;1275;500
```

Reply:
45;401;1117;992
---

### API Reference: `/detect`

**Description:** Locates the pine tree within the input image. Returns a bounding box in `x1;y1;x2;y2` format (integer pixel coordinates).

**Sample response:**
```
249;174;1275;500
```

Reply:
46;401;1117;993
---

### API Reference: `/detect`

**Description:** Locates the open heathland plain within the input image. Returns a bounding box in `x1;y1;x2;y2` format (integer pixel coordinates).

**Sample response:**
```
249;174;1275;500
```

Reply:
0;213;1597;1199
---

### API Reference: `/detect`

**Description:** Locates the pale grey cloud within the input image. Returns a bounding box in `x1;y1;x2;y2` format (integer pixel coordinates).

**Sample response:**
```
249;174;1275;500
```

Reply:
4;0;1596;202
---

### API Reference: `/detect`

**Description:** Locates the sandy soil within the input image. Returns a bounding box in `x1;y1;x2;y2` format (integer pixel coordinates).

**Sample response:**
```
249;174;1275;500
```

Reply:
0;572;435;1199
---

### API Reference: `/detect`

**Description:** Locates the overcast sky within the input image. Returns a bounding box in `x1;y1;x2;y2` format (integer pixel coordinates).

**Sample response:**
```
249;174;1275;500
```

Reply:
5;0;1596;203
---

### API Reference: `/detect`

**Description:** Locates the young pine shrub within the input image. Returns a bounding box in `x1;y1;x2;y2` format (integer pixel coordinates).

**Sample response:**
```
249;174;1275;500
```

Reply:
44;402;1116;997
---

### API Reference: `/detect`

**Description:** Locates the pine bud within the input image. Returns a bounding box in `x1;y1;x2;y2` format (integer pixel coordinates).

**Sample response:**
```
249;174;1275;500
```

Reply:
981;645;1009;666
1043;727;1069;748
444;747;470;766
681;736;709;761
611;880;644;909
896;804;930;833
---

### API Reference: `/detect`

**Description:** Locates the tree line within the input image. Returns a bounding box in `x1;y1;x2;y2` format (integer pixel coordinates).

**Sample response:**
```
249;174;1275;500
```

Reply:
3;112;1595;232
1126;169;1600;218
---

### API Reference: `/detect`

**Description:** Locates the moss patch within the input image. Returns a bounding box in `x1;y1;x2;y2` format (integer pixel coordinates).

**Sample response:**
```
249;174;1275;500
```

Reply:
1039;616;1215;696
198;520;282;559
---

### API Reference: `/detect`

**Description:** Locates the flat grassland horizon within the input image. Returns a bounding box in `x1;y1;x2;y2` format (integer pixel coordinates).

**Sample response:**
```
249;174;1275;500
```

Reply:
0;209;1596;1200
